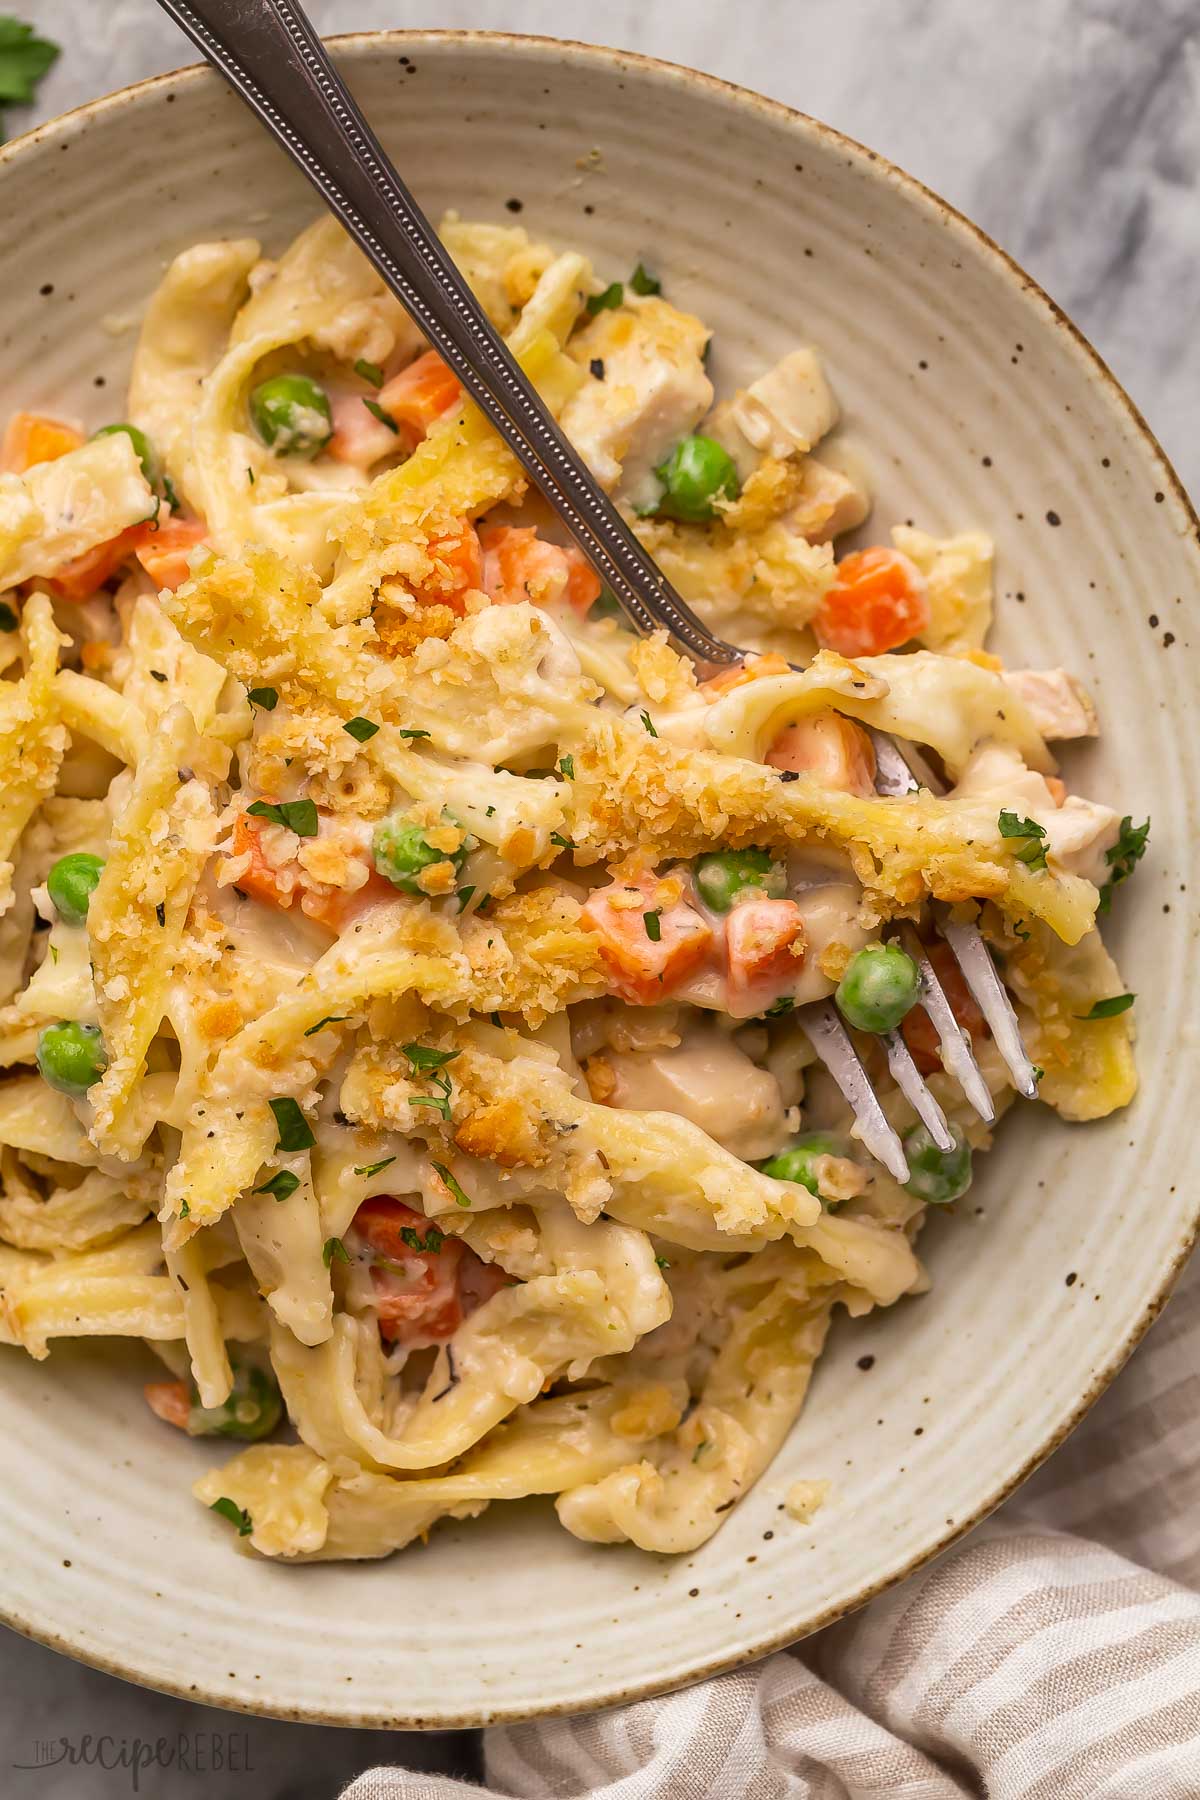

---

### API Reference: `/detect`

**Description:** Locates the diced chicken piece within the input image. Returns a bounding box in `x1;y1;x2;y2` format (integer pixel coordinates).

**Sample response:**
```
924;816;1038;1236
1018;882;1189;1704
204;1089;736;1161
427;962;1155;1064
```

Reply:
602;1024;788;1161
1003;668;1098;741
765;711;877;796
730;349;839;461
785;453;872;543
953;742;1120;886
561;296;713;509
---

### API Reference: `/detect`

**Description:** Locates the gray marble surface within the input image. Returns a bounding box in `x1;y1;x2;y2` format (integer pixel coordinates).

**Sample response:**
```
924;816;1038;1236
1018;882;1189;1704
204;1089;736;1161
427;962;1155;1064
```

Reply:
4;1;1197;1794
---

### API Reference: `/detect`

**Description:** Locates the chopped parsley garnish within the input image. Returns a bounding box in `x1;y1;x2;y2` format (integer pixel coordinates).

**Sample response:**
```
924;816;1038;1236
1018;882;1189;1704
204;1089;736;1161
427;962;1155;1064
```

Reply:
362;397;399;432
655;1255;671;1270
1098;815;1150;914
269;1096;315;1153
692;1440;710;1464
456;885;476;912
997;808;1048;871
209;1496;253;1536
343;716;379;742
247;686;278;710
1078;993;1135;1020
354;358;385;388
303;1014;346;1036
246;797;318;838
550;831;575;850
589;357;605;380
586;280;624;315
629;262;661;295
765;996;794;1016
643;908;662;942
558;754;575;780
1012;920;1032;942
0;602;17;632
161;473;182;512
0;19;59;139
322;1235;351;1268
354;1157;396;1177
149;669;167;683
396;727;431;741
400;1224;444;1254
178;1198;190;1219
639;710;658;738
431;1160;472;1207
401;1043;461;1076
254;1169;300;1201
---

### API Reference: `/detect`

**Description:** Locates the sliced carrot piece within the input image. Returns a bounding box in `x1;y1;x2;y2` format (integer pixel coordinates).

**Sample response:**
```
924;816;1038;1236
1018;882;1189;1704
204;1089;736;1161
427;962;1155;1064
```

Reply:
134;516;207;592
144;1379;192;1432
352;1196;509;1347
582;872;713;1005
231;810;393;933
698;653;791;701
0;411;85;474
420;519;484;614
901;940;987;1074
479;523;601;615
725;898;806;1013
765;709;877;796
378;350;463;449
814;546;931;658
49;524;146;602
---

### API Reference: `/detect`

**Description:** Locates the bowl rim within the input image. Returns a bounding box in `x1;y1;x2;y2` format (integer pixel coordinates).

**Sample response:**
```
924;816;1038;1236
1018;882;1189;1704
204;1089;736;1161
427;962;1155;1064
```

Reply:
2;26;1197;1732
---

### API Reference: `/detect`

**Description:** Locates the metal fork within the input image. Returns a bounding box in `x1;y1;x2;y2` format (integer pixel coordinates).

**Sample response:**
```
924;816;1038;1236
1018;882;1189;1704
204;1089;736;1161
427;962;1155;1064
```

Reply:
156;0;1039;1183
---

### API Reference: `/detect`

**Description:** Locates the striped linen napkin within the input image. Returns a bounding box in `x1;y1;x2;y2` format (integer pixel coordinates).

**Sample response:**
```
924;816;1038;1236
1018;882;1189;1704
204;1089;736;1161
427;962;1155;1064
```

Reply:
342;1253;1200;1799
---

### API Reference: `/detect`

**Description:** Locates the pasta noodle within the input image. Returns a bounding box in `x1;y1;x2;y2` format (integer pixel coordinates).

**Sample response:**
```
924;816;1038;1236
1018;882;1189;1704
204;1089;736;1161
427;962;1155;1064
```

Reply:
0;213;1139;1563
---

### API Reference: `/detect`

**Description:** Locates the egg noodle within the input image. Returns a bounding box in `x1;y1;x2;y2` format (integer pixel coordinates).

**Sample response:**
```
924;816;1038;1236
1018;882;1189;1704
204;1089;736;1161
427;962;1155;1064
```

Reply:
0;215;1141;1561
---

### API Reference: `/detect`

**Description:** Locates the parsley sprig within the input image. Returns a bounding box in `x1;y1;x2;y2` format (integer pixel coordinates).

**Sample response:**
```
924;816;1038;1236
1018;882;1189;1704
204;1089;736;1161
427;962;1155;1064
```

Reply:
997;808;1048;872
0;19;59;140
1098;816;1150;914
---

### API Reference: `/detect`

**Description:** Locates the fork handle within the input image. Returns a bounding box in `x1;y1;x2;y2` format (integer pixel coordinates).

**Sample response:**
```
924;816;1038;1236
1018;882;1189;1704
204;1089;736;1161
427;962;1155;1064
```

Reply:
155;0;741;665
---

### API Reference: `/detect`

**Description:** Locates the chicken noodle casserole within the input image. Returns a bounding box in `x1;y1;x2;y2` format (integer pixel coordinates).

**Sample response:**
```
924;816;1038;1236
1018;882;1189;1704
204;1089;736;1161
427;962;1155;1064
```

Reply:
0;216;1145;1560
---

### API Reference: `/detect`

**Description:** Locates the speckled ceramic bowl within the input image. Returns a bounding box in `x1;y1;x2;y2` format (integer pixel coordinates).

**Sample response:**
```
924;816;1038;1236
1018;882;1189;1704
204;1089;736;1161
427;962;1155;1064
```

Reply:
0;31;1196;1730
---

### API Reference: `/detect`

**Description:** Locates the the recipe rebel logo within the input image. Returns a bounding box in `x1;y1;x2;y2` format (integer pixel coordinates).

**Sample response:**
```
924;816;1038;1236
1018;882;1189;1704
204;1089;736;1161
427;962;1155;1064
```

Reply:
12;1730;255;1790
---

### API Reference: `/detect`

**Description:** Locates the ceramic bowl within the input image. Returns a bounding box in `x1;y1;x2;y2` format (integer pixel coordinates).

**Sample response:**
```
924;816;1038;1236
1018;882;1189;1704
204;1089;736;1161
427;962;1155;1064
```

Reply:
1;31;1196;1729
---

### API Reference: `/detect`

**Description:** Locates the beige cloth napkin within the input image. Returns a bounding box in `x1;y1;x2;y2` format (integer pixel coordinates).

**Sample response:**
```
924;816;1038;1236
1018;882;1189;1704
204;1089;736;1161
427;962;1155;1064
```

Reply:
341;1254;1200;1799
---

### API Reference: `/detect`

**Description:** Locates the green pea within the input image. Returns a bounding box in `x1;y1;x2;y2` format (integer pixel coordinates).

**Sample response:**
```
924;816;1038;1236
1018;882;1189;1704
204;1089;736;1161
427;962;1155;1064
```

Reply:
373;815;468;894
46;852;104;926
652;434;741;522
36;1021;108;1097
93;422;157;485
835;942;920;1034
759;1132;853;1197
249;374;333;457
693;848;786;913
187;1360;283;1441
903;1122;973;1205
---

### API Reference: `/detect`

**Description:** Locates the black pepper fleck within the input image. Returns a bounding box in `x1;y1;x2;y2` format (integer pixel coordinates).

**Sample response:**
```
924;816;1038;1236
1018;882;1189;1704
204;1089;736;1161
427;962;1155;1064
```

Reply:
1155;491;1165;503
1163;632;1176;647
39;283;53;296
1046;510;1061;526
1065;1272;1077;1286
857;1354;875;1371
1149;614;1159;628
505;198;524;214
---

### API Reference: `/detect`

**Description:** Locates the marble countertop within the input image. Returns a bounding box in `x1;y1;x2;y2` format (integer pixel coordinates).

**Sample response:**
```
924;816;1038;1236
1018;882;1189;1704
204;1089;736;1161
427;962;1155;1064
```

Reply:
5;2;1196;1794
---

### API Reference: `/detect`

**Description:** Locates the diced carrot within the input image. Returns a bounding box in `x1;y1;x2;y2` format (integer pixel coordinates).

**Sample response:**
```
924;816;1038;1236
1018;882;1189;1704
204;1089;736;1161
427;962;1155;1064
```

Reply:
814;546;931;658
0;411;85;474
725;898;805;1013
420;519;484;614
698;653;790;701
765;710;877;796
352;1196;509;1347
1045;776;1067;807
582;871;713;1005
231;810;393;934
134;516;207;592
49;524;146;602
901;940;987;1074
378;350;463;449
479;523;601;615
144;1379;192;1432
